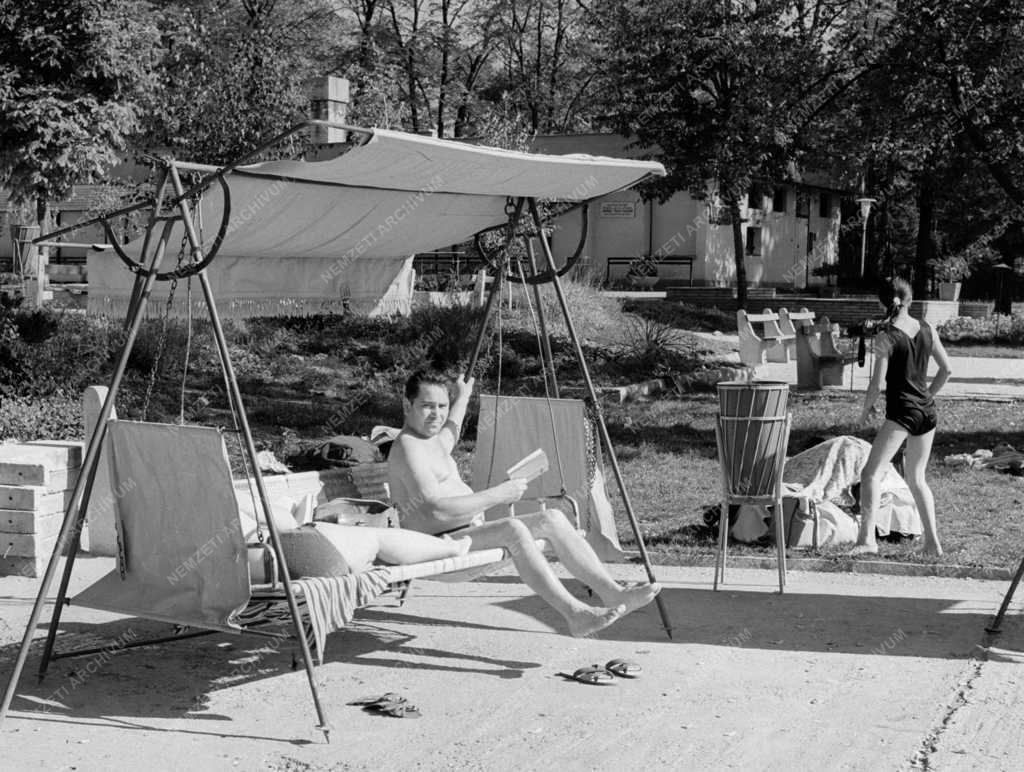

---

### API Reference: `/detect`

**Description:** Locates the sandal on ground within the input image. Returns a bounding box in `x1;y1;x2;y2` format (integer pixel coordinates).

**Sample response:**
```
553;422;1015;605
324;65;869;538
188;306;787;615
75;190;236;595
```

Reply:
349;693;422;718
557;665;616;685
374;702;421;718
347;692;405;707
605;659;642;678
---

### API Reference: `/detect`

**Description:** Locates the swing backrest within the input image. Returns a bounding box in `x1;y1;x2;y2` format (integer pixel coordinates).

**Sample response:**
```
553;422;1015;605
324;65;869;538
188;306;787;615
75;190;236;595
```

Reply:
74;421;251;633
470;395;594;520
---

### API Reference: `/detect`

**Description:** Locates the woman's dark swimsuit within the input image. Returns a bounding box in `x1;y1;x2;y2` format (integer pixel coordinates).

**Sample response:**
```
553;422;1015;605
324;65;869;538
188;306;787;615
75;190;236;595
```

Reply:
883;321;937;436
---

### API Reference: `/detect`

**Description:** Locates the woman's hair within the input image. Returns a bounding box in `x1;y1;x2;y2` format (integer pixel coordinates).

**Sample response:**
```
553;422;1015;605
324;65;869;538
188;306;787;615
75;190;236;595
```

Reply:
878;278;912;320
404;370;450;401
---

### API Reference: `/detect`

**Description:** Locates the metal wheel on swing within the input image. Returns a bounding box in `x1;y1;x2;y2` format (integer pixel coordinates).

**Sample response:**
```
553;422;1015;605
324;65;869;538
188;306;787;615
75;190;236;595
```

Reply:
473;199;589;285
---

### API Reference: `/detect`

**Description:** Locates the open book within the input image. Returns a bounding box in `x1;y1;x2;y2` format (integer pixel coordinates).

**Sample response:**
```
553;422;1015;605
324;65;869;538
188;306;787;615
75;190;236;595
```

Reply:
506;448;549;483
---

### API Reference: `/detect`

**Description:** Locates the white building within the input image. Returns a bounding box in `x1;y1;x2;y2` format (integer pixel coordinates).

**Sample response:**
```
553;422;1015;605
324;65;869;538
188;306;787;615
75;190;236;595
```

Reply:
533;134;847;289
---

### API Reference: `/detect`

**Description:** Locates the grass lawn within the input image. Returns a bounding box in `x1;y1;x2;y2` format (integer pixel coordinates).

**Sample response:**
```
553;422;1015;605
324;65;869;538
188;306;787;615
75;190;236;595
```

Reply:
4;293;1023;574
574;392;1024;571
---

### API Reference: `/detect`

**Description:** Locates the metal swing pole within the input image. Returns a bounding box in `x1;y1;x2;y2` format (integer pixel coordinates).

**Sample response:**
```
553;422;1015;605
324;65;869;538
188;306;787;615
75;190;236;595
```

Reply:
165;164;331;743
527;198;673;639
525;239;560;398
466;265;504;377
0;220;176;727
987;554;1024;634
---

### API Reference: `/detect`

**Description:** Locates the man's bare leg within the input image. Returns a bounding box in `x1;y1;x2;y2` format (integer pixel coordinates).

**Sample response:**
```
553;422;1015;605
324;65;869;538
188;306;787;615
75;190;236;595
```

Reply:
852;421;908;555
464;518;626;637
905;430;942;556
517;510;661;615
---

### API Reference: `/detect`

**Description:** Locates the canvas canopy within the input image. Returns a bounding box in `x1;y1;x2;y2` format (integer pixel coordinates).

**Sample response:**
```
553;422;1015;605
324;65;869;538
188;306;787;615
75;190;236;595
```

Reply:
87;128;665;318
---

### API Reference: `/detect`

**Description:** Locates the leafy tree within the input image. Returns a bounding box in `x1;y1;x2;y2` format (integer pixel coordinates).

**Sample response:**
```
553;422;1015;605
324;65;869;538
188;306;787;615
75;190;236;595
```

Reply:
825;1;1024;293
144;0;342;164
0;0;161;223
593;0;870;307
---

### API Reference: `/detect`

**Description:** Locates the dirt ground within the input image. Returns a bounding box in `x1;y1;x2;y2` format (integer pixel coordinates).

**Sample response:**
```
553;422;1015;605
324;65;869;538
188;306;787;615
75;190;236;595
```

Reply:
2;557;1024;771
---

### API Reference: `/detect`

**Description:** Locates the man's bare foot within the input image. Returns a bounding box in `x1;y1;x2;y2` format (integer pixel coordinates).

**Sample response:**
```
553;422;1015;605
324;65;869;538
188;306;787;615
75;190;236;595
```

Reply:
567;604;627;638
606;583;663;616
849;543;878;556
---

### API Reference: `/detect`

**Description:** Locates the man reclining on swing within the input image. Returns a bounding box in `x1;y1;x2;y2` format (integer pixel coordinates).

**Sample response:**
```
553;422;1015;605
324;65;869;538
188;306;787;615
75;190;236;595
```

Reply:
388;370;661;637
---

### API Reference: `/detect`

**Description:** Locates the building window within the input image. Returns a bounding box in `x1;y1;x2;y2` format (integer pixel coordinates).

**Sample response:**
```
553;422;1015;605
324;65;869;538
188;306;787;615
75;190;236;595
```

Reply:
772;187;787;213
796;193;810;219
807;231;817;255
745;226;762;256
747;183;765;210
818;193;831;218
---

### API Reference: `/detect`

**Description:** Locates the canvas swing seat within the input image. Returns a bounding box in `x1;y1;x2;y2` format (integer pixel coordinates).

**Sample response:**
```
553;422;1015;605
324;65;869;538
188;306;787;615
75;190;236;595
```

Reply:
471;394;627;561
71;420;509;660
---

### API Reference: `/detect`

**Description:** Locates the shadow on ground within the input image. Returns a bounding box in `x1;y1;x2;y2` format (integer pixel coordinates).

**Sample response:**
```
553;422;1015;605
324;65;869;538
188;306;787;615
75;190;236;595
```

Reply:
3;579;1023;737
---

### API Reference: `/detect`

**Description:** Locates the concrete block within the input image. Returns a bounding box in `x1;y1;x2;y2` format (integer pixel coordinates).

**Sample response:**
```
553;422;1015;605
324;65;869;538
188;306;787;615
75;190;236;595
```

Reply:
0;443;82;487
0;531;57;558
0;485;75;512
23;440;84;467
0;463;79;490
0;553;48;578
0;509;68;535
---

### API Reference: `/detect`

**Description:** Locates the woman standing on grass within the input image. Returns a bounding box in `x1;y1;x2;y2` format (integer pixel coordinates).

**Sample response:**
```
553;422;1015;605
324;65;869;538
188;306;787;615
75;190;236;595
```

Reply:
852;278;952;556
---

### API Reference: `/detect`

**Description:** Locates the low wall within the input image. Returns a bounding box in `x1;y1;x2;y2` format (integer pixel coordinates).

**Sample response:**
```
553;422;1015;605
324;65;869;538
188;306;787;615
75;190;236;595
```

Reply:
665;289;964;327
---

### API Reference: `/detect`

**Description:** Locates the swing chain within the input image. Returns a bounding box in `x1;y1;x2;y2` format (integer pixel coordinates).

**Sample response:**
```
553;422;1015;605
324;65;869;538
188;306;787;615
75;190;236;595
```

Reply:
140;184;202;421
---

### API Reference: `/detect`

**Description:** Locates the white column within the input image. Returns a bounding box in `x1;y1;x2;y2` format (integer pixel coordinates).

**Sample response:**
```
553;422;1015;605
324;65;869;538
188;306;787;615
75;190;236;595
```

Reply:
82;385;118;556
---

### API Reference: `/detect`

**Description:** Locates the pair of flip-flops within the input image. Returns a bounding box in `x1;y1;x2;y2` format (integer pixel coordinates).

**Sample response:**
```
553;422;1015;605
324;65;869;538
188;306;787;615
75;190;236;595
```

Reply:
558;659;643;684
347;692;421;718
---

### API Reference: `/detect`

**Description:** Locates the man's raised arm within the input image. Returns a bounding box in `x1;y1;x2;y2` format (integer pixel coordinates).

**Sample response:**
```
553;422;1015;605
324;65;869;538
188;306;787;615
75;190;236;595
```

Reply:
439;373;473;455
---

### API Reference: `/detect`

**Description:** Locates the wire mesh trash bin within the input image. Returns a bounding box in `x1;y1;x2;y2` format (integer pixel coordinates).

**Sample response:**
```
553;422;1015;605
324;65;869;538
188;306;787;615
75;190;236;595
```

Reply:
714;380;792;592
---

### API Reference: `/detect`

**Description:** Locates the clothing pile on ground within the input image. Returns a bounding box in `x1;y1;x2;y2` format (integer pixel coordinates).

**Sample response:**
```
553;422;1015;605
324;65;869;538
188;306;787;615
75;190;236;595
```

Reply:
725;436;922;548
943;444;1024;474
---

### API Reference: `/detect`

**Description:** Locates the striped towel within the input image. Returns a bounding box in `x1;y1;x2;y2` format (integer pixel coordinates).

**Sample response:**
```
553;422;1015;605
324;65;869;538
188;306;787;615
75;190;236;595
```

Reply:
293;569;392;664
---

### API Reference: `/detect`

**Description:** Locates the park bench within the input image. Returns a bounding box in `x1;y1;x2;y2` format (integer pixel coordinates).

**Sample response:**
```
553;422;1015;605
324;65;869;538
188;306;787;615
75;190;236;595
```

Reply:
794;316;859;389
604;255;694;286
737;308;795;367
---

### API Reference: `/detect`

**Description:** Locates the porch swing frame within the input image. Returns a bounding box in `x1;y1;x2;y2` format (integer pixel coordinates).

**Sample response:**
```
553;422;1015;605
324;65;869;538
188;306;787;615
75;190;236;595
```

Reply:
0;119;672;743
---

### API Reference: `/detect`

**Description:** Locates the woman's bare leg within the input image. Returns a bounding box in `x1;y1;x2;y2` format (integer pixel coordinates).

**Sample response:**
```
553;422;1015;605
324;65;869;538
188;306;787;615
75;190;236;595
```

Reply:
517;510;661;614
904;429;942;556
374;527;472;564
852;421;908;555
464;517;625;637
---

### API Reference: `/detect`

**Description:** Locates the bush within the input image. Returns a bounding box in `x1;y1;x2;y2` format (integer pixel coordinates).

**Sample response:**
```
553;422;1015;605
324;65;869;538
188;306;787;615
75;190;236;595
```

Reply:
0;309;123;399
502;276;625;347
937;314;1024;345
0;394;81;441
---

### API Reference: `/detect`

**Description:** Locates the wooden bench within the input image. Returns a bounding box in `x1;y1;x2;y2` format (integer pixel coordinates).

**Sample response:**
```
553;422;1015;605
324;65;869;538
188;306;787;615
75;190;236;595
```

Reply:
794;316;859;389
604;255;694;286
736;308;795;367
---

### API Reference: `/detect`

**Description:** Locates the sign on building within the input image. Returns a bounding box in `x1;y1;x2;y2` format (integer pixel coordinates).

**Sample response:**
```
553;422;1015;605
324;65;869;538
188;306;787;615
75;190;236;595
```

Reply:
599;201;638;218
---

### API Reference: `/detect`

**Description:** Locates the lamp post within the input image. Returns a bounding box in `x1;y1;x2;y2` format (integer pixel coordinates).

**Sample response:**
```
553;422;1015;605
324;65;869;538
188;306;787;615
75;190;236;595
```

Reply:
856;197;876;278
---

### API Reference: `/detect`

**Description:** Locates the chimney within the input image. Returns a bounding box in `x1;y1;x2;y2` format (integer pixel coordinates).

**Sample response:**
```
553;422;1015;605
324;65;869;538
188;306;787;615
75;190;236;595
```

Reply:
309;76;350;144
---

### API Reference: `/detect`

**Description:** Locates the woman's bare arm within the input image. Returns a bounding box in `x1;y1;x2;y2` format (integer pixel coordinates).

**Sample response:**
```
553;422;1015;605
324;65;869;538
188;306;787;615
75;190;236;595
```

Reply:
928;332;953;396
859;333;890;427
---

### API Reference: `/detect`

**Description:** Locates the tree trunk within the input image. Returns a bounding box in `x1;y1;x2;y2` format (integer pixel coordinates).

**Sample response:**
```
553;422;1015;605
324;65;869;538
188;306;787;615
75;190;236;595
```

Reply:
914;174;935;299
725;188;747;309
